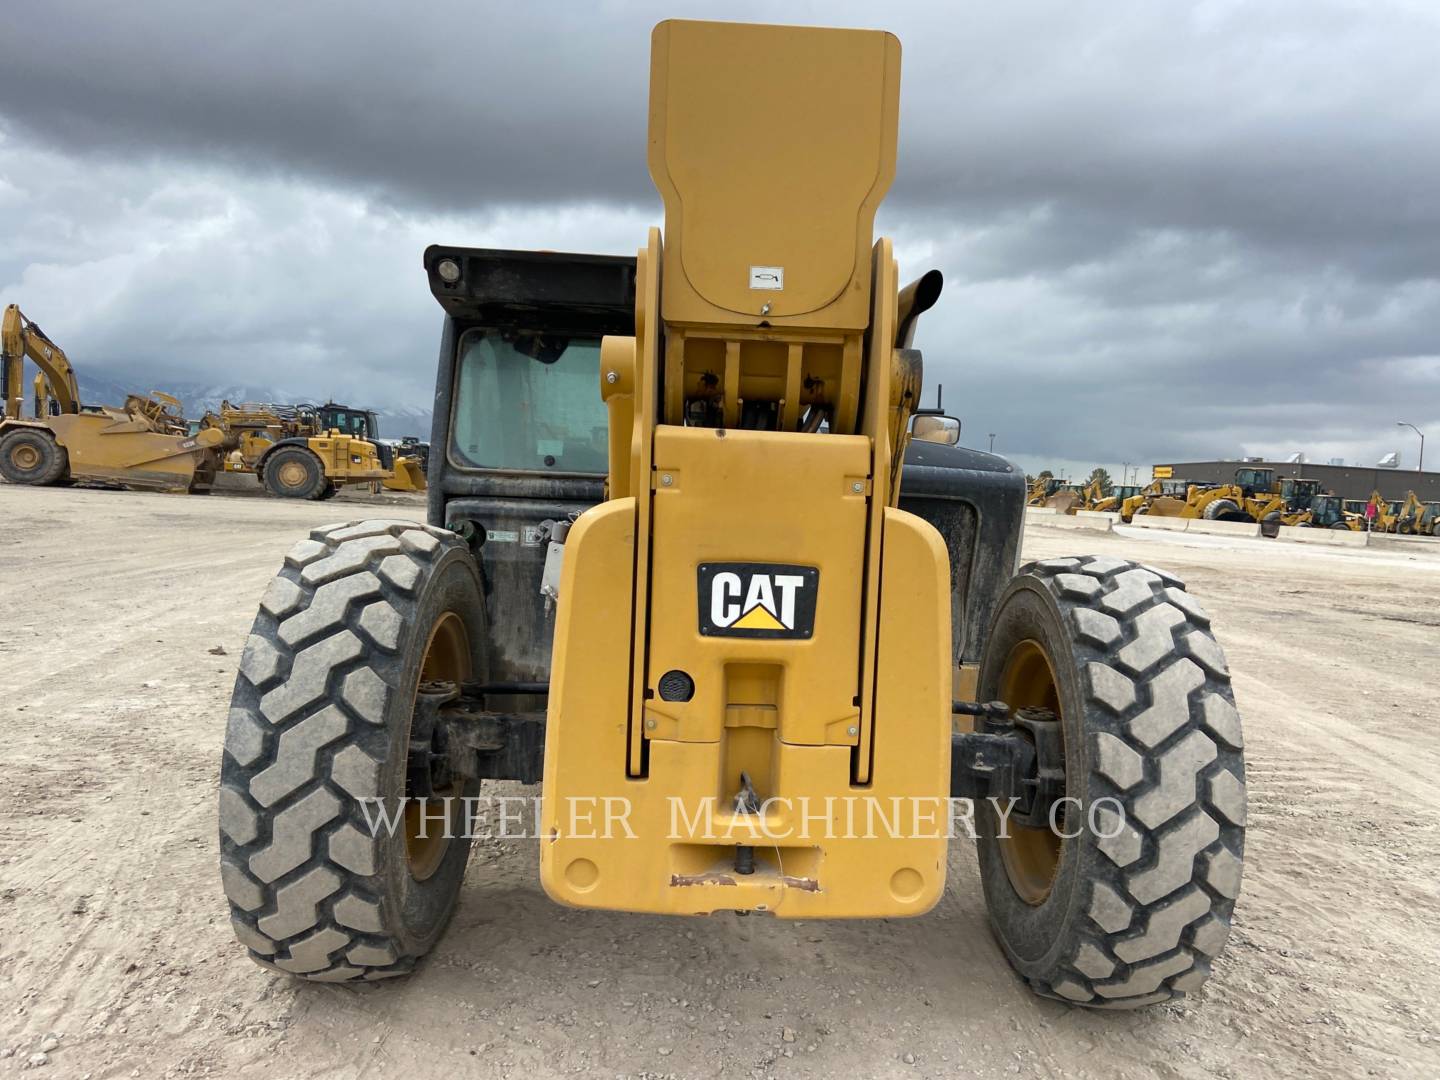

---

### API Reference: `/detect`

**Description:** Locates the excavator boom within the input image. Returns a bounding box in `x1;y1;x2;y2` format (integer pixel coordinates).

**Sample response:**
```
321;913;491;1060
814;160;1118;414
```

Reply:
2;304;81;418
0;304;221;493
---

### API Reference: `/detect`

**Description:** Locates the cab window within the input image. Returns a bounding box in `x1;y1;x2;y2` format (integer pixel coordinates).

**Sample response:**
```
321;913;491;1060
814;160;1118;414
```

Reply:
450;329;608;473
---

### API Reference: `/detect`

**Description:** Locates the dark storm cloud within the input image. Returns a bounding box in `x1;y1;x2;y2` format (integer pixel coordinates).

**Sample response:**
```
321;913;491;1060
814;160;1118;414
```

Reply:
1;0;1437;469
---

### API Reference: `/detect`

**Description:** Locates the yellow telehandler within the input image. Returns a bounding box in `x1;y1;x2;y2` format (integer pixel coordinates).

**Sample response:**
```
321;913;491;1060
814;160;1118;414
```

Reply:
218;20;1245;1010
0;304;223;493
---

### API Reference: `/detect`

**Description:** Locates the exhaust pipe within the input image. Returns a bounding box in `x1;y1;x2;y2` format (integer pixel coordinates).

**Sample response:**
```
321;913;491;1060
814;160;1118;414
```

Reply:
895;269;944;348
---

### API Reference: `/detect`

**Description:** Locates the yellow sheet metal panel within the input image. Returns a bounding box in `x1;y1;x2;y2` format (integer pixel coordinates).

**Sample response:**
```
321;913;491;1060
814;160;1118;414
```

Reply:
46;413;219;493
646;425;869;748
649;19;900;328
539;496;637;896
540;504;950;918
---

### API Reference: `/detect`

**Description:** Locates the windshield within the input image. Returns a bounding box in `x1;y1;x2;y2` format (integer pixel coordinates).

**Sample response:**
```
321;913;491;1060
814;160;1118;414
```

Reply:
321;408;375;439
451;329;608;473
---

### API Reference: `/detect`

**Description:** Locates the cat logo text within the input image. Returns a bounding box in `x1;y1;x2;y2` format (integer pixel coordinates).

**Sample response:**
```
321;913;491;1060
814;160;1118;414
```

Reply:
696;563;819;640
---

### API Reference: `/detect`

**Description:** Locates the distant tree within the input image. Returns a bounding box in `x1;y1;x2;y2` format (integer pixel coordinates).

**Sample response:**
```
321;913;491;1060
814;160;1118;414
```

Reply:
1024;473;1035;487
1087;467;1114;497
1037;469;1054;481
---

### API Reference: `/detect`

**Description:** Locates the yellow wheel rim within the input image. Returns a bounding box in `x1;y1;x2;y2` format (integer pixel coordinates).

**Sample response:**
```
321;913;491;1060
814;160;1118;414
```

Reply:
277;460;308;489
996;639;1065;906
11;444;40;470
404;611;470;881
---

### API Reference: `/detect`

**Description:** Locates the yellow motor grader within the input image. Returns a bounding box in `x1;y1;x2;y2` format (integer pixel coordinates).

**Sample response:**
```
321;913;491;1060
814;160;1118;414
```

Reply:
200;400;426;499
0;304;222;493
218;20;1246;1009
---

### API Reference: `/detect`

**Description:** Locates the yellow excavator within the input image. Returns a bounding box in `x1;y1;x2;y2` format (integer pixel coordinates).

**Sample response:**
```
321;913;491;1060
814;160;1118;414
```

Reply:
218;19;1245;1009
0;304;222;493
199;400;426;500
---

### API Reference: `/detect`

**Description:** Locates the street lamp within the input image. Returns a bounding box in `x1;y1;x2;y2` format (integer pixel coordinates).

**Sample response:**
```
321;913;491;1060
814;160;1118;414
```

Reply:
1397;422;1425;472
987;433;996;452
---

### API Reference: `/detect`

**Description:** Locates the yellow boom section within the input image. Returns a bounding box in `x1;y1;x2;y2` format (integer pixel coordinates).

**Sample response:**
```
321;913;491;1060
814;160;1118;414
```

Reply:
541;20;951;918
2;304;81;418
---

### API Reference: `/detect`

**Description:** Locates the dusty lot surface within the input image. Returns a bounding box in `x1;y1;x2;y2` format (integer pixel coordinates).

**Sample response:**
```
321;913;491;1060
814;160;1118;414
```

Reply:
2;483;1438;1079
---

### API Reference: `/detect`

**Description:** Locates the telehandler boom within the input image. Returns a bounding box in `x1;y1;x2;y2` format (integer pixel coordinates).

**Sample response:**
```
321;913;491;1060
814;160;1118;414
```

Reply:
220;20;1246;1010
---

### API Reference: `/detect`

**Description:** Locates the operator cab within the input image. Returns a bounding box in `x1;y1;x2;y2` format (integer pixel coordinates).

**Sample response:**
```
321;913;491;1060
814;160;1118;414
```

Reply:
1280;477;1322;510
315;402;379;441
1234;466;1274;494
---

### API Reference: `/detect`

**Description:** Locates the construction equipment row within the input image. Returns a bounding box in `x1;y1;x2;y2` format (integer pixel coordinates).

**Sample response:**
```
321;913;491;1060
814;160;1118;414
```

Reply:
1031;462;1440;535
0;303;424;499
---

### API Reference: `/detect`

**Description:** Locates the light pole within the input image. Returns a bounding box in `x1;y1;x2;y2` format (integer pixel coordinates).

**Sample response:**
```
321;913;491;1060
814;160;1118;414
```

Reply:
1397;422;1424;472
987;433;996;453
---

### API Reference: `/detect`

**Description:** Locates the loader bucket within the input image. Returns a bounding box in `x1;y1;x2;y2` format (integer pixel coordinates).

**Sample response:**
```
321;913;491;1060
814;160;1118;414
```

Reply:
381;455;427;492
48;412;223;493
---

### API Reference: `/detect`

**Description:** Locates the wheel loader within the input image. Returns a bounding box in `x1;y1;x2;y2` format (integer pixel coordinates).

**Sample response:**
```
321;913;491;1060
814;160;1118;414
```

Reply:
199;400;427;499
0;304;223;493
1136;468;1311;526
1092;483;1140;515
219;20;1246;1009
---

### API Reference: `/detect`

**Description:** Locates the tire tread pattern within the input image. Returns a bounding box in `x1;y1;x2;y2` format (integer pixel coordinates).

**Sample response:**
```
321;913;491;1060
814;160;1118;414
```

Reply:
218;519;462;981
1017;555;1246;1008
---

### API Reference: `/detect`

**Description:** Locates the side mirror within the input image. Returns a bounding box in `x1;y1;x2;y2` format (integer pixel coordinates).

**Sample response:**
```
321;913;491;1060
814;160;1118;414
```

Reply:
911;414;961;446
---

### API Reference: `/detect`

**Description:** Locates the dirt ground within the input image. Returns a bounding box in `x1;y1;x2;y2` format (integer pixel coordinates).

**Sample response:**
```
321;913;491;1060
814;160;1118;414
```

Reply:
2;483;1437;1079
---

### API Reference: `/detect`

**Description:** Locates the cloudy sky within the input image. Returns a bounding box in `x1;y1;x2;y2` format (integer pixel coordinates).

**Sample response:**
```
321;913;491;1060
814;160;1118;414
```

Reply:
2;0;1436;477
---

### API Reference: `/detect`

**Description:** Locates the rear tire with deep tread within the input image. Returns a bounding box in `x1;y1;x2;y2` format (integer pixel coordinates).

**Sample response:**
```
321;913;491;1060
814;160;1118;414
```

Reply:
263;446;328;500
0;428;70;486
975;555;1245;1009
219;520;486;981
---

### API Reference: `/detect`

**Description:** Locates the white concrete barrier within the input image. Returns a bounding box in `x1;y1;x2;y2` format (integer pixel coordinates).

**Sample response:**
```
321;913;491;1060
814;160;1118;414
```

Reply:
1187;518;1262;538
1036;513;1113;532
1277;525;1369;548
1127;514;1190;532
1024;505;1059;517
1369;531;1440;550
1077;510;1121;524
